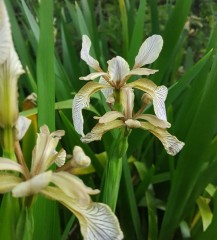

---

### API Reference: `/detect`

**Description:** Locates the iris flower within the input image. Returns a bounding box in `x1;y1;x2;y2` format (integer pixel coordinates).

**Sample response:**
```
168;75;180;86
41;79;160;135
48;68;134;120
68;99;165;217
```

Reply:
0;125;123;240
73;35;168;136
81;88;184;156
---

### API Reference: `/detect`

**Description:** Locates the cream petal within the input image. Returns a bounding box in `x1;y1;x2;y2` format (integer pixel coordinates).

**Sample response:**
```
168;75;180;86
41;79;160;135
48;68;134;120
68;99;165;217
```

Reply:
125;119;141;128
81;120;125;143
31;126;65;174
127;78;168;120
51;171;99;206
54;149;66;167
81;35;101;71
42;187;123;240
72;146;91;167
79;72;108;81
0;0;12;64
72;81;110;136
127;68;158;76
0;157;25;175
140;122;184;156
120;87;134;119
0;174;22;193
97;111;124;123
107;56;130;83
12;171;52;197
135;114;171;128
15;116;31;140
134;35;163;68
99;77;114;103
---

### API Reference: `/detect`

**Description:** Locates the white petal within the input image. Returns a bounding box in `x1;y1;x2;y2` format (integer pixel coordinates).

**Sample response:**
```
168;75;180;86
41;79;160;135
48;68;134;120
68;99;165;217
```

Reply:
0;0;12;64
136;114;171;128
81;35;101;71
134;35;163;68
153;86;168;121
127;68;158;76
15;116;31;140
81;120;125;143
140;122;184;156
72;82;110;136
12;171;52;197
107;56;130;84
79;72;108;81
78;203;124;240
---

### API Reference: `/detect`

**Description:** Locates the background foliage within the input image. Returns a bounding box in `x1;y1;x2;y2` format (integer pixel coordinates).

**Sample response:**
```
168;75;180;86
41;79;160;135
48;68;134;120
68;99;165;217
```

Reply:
2;0;217;239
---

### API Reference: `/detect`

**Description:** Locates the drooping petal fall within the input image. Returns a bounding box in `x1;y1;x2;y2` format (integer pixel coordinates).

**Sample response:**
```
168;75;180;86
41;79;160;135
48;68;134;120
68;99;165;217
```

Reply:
134;35;163;68
127;78;168;121
140;122;184;156
0;157;25;175
42;186;124;240
81;120;125;143
81;35;101;71
72;81;111;136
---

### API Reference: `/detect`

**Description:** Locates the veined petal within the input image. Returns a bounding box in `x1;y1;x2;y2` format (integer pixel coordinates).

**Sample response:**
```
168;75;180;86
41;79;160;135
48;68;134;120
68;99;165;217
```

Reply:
42;187;124;240
96;111;124;123
140;122;184;156
54;149;66;167
51;171;99;206
12;171;52;197
80;72;108;81
127;78;168;120
0;0;12;64
31;125;65;174
0;157;25;175
15;116;31;140
134;35;163;68
127;68;158;76
81;35;101;71
99;77;114;103
0;174;22;193
81;120;125;143
107;56;130;84
72;81;111;136
135;114;171;128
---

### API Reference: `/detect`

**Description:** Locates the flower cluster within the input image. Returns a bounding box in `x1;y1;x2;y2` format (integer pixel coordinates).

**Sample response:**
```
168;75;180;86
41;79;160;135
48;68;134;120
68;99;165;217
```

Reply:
0;125;123;240
72;35;184;155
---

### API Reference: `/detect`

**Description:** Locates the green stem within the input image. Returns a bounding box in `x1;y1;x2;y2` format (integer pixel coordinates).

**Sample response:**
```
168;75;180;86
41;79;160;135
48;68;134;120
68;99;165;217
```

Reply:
1;127;15;160
101;129;129;211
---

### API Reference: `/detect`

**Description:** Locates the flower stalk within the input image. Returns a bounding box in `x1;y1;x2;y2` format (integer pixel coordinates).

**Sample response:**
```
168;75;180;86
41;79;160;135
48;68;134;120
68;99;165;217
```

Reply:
101;128;129;211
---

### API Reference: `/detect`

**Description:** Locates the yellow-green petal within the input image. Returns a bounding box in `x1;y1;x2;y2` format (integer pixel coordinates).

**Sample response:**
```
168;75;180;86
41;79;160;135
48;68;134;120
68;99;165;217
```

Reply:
0;174;22;193
42;187;124;240
140;122;184;156
127;78;168;121
81;120;125;143
0;157;25;175
72;81;110;136
135;114;171;128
